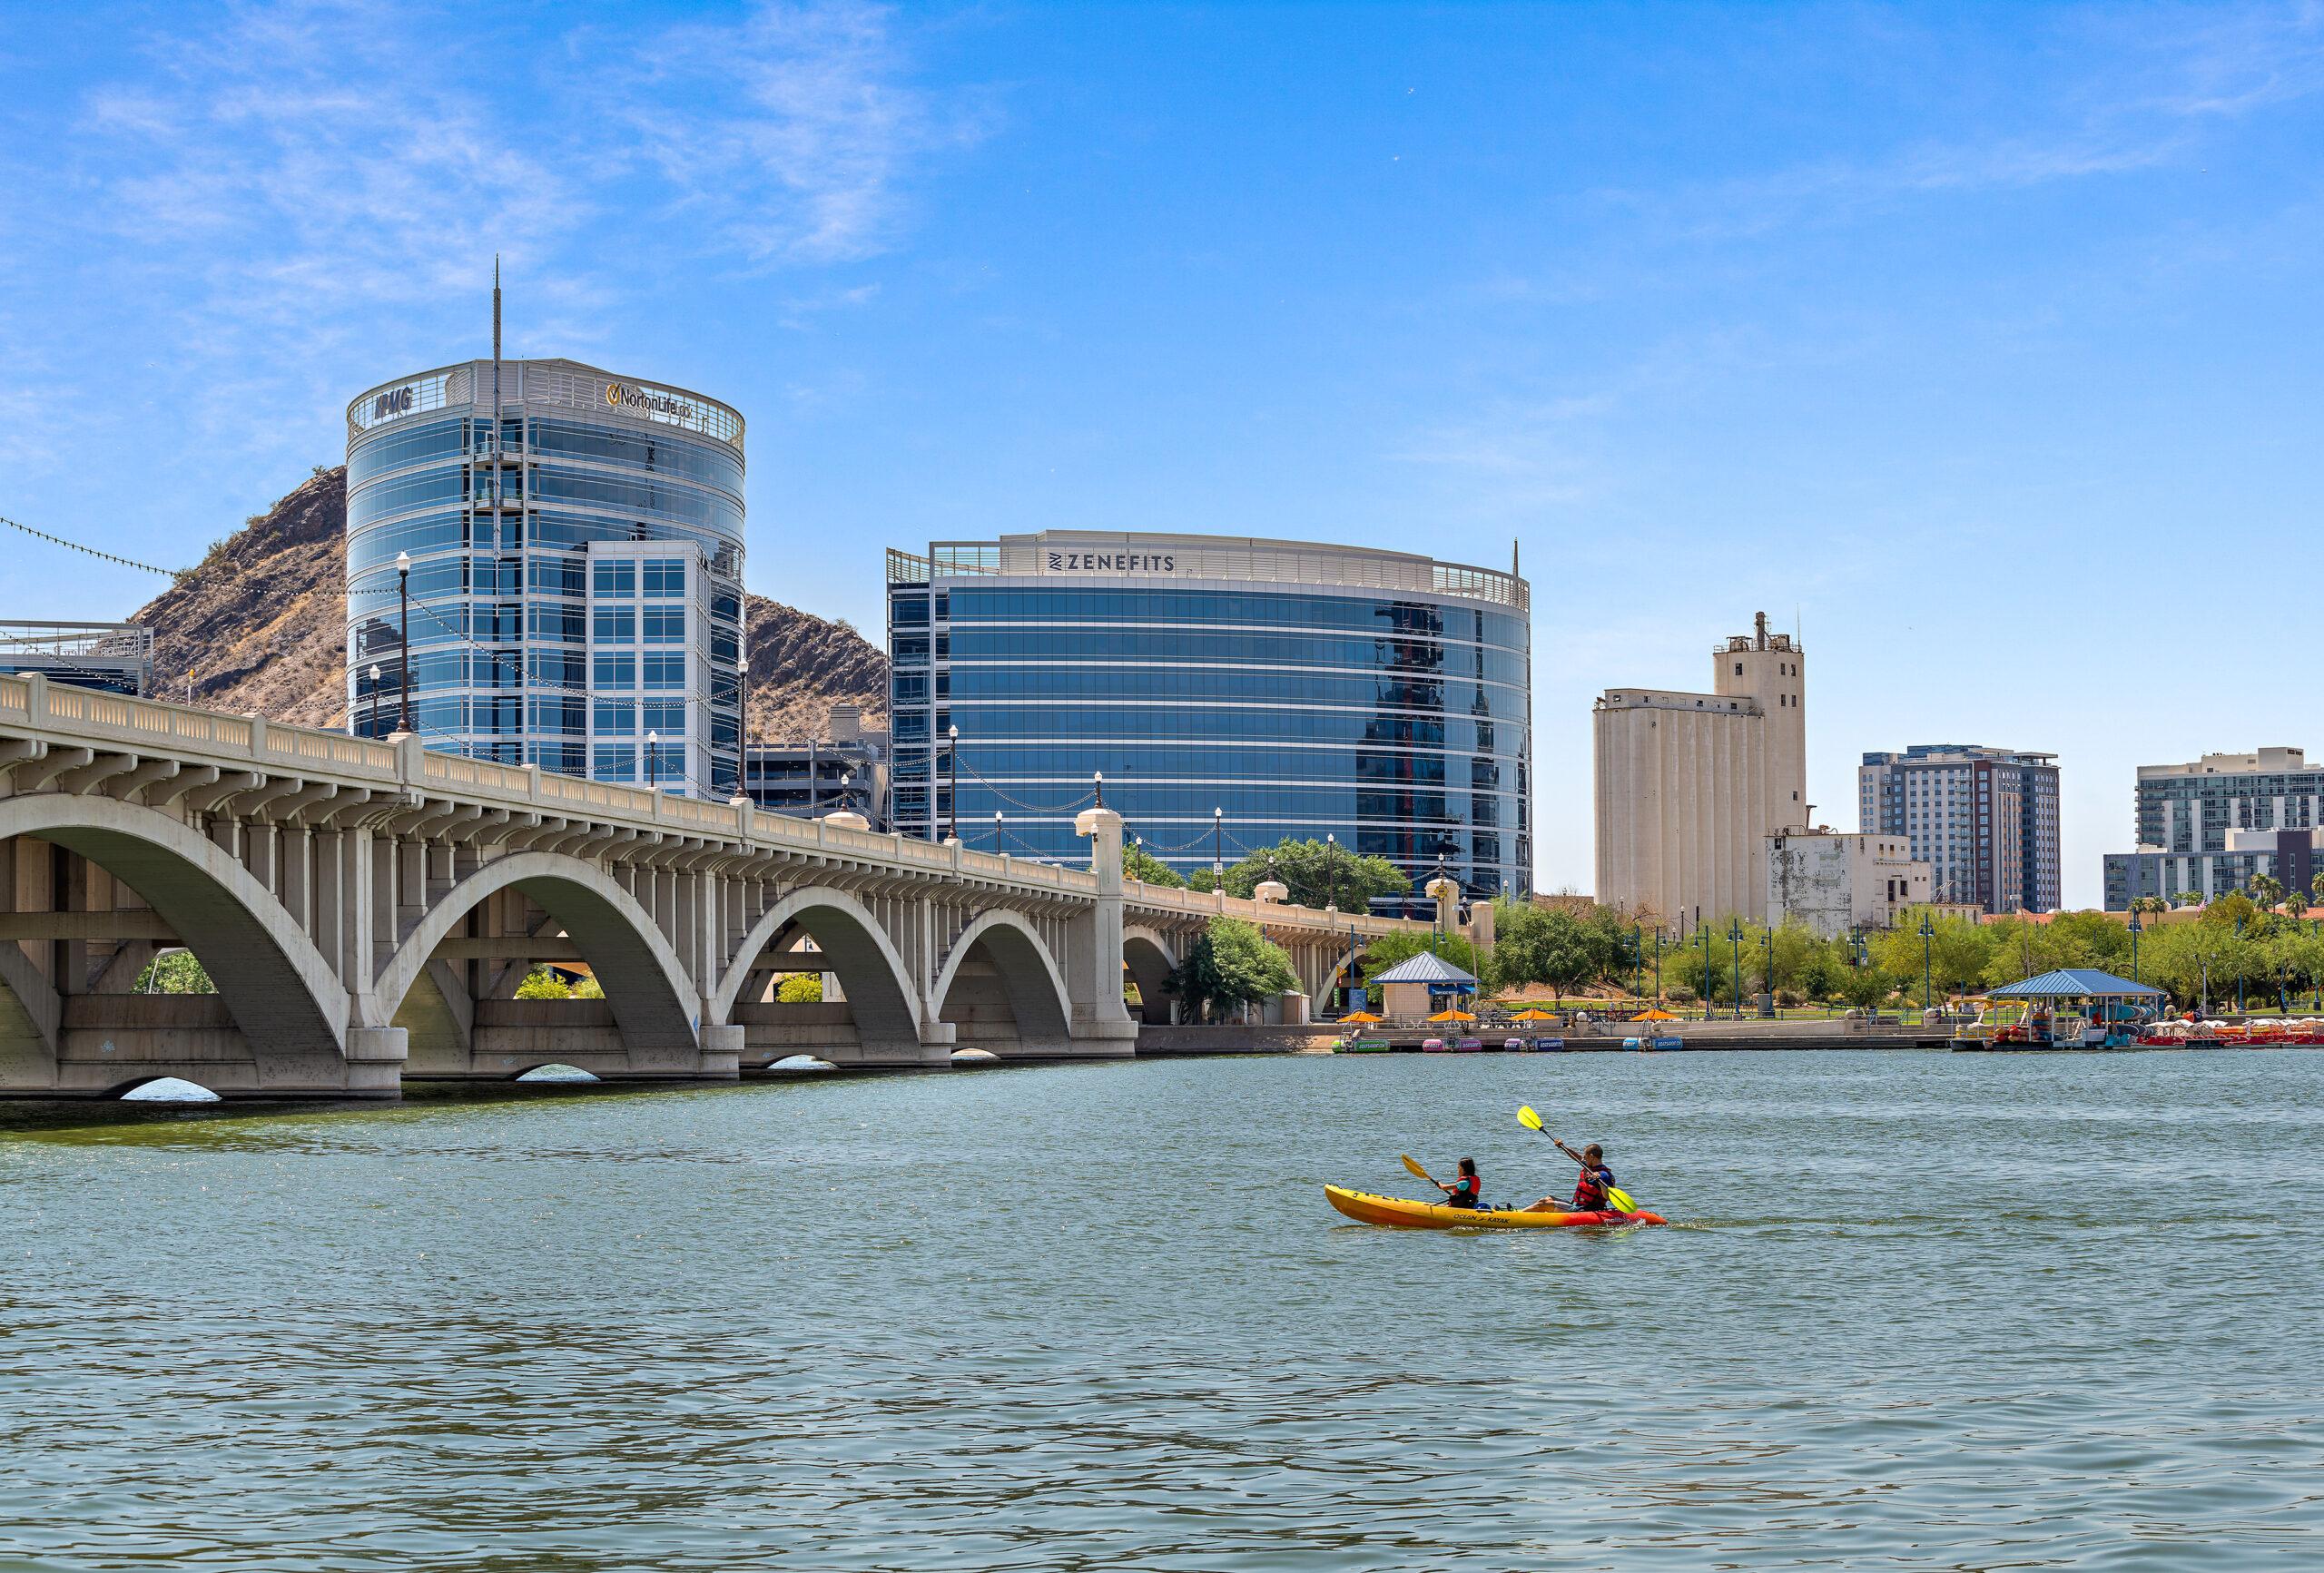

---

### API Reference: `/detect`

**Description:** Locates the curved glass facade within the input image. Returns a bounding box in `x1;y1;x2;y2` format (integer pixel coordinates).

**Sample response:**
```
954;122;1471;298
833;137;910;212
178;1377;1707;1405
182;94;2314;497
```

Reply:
344;359;745;797
887;535;1532;909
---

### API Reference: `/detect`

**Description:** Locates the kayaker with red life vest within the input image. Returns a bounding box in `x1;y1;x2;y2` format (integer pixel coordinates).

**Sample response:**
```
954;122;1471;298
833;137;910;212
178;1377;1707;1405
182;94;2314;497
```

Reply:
1555;1139;1616;1213
1436;1157;1482;1209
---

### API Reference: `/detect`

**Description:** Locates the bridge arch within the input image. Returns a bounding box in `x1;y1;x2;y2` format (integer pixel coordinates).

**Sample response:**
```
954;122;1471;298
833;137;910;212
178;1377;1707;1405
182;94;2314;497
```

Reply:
1123;924;1179;1025
0;794;348;1088
712;886;922;1046
369;851;700;1062
931;909;1073;1054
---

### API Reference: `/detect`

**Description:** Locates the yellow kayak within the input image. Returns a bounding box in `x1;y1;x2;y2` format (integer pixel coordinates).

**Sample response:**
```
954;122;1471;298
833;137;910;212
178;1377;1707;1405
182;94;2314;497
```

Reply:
1324;1184;1667;1229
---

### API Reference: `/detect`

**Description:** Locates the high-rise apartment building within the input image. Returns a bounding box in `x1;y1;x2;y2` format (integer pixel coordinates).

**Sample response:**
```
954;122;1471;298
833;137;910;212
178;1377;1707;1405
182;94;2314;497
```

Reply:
1593;613;1807;928
1857;744;2060;913
2101;747;2324;908
344;341;745;798
884;531;1532;909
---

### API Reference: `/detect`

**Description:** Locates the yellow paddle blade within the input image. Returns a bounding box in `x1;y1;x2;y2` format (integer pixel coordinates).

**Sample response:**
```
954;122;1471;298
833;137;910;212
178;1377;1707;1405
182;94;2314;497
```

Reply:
1517;1105;1544;1132
1400;1154;1435;1185
1604;1184;1637;1214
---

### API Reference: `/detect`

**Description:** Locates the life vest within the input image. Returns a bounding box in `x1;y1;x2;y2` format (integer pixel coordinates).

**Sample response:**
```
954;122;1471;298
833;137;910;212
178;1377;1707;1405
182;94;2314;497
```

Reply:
1449;1173;1481;1205
1572;1170;1607;1210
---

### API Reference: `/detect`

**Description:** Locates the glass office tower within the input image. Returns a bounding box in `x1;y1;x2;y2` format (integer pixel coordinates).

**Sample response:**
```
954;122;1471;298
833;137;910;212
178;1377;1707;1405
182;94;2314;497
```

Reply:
344;359;745;797
885;533;1532;909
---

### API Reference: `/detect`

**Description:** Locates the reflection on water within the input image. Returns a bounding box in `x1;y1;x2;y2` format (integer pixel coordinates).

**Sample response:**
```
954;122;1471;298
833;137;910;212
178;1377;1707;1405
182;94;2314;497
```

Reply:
3;1052;2320;1569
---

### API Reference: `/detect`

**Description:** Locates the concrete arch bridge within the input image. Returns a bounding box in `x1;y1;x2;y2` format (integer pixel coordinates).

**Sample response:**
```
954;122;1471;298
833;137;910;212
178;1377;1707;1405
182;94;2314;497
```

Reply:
0;674;1453;1098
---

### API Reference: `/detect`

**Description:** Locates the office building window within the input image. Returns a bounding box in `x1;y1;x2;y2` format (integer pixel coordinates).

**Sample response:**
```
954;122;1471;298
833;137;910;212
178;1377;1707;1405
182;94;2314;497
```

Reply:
644;605;685;644
594;605;635;643
593;559;635;598
644;557;686;597
644;653;686;690
596;701;635;736
595;653;635;689
593;743;637;782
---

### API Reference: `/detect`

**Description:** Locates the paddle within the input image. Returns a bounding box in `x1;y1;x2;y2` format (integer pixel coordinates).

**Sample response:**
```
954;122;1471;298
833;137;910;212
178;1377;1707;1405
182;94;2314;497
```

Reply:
1515;1105;1637;1214
1400;1154;1439;1186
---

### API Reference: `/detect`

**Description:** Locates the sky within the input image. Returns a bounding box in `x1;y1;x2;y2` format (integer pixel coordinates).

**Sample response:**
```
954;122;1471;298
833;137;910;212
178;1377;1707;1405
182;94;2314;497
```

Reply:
5;1;2323;906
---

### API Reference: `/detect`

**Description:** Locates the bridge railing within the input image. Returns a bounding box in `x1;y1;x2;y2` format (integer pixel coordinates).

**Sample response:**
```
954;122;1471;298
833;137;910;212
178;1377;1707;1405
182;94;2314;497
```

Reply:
1122;878;1427;936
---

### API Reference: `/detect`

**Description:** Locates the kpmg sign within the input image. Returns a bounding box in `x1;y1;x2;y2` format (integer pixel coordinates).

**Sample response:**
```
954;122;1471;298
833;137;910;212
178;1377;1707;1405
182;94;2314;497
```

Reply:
369;387;415;420
1045;549;1178;574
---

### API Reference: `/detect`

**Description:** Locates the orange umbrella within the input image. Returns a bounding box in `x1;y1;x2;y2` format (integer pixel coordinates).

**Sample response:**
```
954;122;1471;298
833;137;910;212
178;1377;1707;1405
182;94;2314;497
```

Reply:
1427;1008;1477;1022
1338;1011;1383;1025
1630;1008;1679;1021
1509;1007;1560;1021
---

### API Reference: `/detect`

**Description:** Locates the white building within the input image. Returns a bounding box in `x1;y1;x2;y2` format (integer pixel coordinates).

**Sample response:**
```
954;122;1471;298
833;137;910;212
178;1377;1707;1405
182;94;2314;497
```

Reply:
1594;613;1806;929
1767;830;1932;939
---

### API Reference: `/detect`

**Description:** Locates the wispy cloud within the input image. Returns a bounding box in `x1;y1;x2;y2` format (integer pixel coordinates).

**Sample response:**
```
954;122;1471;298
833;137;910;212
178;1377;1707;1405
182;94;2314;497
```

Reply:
1597;5;2324;242
13;0;973;477
608;2;969;266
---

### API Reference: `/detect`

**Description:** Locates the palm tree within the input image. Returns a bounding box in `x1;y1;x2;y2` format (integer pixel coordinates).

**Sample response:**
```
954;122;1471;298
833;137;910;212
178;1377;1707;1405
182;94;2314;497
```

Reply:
2250;872;2286;912
2290;890;2310;920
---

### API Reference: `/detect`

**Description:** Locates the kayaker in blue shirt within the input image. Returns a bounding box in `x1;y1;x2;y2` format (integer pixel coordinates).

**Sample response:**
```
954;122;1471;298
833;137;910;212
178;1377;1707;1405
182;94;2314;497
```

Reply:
1436;1157;1482;1209
1555;1139;1616;1212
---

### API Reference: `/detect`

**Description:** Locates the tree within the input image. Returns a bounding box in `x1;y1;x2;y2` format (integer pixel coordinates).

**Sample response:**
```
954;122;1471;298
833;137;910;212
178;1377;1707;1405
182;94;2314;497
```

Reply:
135;951;215;994
1488;900;1599;994
1122;841;1185;888
2288;890;2309;920
776;973;823;1003
1193;837;1410;909
2250;872;2285;912
513;966;570;999
571;975;605;999
1167;916;1299;1022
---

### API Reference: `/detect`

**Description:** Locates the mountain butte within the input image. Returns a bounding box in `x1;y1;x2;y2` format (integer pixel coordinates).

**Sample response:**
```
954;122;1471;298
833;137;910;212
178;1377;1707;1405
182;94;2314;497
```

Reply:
129;467;890;743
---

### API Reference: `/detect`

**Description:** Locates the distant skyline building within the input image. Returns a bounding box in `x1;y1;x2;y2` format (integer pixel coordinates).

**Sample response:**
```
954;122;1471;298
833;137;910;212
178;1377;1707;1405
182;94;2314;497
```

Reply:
344;297;745;797
0;621;152;697
884;531;1532;909
2101;746;2324;908
1766;828;1931;939
1593;613;1807;929
743;704;891;830
1857;744;2060;913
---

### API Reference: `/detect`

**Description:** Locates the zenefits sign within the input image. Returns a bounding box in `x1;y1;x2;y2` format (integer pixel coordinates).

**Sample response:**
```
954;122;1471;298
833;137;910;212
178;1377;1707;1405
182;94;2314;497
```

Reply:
1046;550;1177;574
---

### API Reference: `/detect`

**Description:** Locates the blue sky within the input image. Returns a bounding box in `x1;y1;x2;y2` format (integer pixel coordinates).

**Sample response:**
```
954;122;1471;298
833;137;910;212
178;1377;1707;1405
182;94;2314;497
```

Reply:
5;2;2323;905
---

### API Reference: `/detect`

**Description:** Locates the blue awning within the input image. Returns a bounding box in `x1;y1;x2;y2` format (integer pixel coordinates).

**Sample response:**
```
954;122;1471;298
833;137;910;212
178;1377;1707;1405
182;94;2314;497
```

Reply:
1991;968;2164;999
1369;951;1480;987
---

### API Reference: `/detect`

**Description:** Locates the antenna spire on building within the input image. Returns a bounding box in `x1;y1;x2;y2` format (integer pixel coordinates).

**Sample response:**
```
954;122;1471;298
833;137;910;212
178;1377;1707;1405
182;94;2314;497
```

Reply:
1512;538;1520;577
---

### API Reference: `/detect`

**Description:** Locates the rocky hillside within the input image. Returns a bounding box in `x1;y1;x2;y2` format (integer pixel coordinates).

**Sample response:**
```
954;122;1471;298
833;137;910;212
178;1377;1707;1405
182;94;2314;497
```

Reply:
130;466;889;742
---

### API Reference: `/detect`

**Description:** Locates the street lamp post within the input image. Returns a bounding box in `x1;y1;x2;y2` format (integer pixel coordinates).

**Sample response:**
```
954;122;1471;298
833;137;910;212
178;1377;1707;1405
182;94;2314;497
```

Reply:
1093;771;1104;810
2129;908;2142;984
1213;807;1224;882
1919;912;1935;1016
1727;919;1744;1018
997;811;1005;850
946;723;960;843
839;769;852;818
1325;831;1338;910
394;549;413;735
646;730;660;791
366;664;382;738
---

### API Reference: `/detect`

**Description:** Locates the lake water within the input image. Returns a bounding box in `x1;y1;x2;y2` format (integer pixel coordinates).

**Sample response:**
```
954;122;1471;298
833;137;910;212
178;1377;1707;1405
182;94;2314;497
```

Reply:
3;1050;2319;1570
